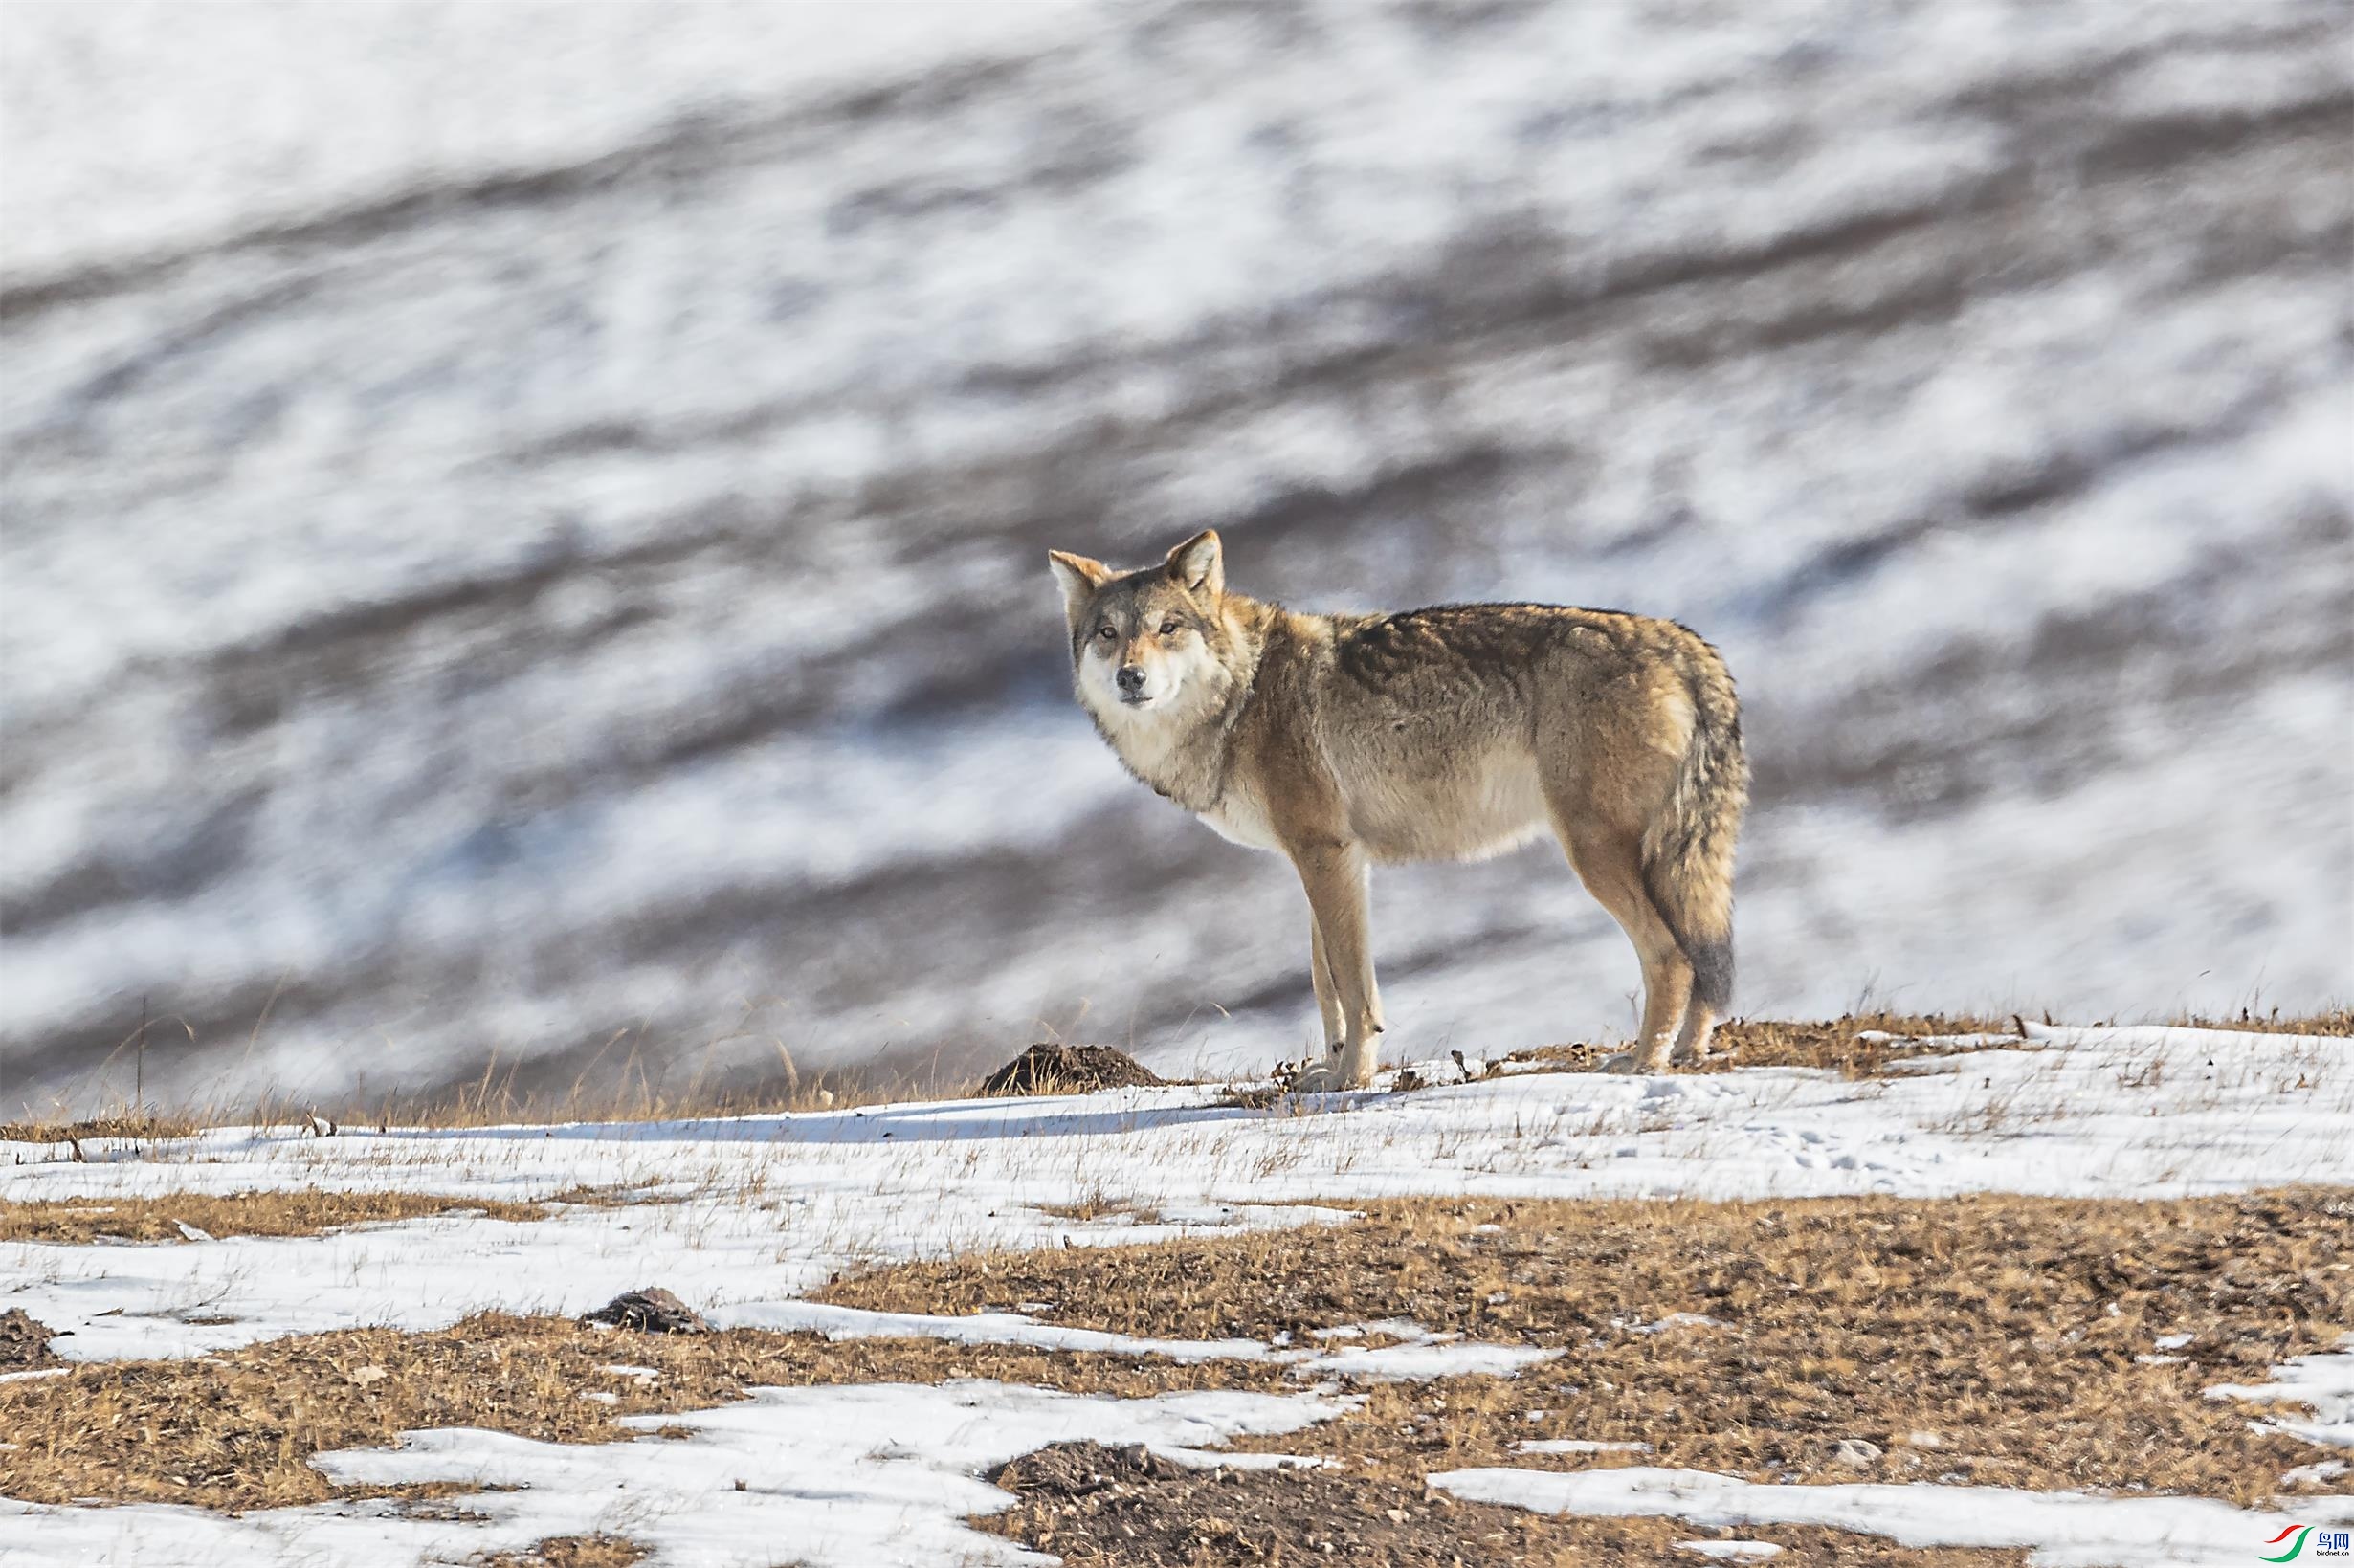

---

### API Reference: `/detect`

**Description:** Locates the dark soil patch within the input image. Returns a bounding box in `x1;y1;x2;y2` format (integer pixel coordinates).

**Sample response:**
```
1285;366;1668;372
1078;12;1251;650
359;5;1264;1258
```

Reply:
980;1440;2031;1566
988;1438;1195;1494
980;1042;1166;1094
0;1309;61;1370
578;1288;709;1335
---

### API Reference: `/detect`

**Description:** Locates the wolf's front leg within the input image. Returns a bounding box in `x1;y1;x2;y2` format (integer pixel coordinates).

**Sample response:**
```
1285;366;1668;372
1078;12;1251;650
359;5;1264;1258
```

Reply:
1309;920;1345;1052
1286;842;1383;1093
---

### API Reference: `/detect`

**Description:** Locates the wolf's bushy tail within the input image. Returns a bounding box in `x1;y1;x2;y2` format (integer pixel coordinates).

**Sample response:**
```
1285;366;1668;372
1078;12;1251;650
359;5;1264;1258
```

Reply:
1640;644;1748;1012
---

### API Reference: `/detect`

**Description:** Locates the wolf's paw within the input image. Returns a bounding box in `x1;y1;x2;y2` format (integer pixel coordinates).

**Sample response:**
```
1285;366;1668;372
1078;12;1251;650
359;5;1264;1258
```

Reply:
1669;1044;1709;1067
1286;1061;1351;1095
1603;1051;1673;1075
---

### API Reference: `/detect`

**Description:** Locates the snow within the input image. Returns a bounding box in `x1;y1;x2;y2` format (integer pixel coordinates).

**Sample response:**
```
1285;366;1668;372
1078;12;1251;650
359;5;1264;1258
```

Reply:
734;1301;1560;1380
0;1;1097;284
1424;1466;2333;1568
1677;1545;1783;1562
0;1380;1343;1568
5;1027;2345;1364
1300;1340;1561;1381
729;1300;1265;1364
2210;1336;2354;1452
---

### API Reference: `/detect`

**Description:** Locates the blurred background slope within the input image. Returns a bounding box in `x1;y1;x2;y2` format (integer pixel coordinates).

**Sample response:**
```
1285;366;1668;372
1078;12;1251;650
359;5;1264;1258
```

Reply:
3;1;2348;1115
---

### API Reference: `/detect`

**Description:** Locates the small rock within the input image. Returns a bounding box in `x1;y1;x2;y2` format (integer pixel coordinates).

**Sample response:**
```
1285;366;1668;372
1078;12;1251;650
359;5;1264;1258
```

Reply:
1832;1438;1883;1467
579;1287;710;1335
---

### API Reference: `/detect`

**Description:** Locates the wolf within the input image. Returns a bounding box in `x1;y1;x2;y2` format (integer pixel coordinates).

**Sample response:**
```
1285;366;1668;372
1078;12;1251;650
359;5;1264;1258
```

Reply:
1048;530;1746;1092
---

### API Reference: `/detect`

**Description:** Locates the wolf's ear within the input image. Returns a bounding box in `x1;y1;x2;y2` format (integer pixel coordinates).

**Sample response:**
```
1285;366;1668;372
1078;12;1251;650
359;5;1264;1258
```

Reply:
1165;529;1224;598
1047;550;1112;630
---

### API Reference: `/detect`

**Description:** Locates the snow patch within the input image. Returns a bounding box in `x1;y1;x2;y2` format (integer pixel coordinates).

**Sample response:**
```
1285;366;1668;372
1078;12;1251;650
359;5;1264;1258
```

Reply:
2209;1336;2354;1451
1426;1465;2317;1567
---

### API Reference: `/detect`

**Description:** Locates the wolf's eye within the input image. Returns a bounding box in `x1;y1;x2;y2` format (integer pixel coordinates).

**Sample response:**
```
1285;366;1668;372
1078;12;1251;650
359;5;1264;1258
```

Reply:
1160;619;1180;636
1095;626;1116;641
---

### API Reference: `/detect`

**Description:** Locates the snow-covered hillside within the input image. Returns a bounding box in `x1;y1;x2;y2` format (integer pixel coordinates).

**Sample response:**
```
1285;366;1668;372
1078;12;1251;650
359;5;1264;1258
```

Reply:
2;3;2348;1110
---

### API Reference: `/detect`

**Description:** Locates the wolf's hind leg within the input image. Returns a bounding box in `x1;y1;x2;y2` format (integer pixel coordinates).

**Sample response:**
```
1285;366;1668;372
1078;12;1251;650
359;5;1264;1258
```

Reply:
1555;822;1692;1072
1670;1001;1718;1065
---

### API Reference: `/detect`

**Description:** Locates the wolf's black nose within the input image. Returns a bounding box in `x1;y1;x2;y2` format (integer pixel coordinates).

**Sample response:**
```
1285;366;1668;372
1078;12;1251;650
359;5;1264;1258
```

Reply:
1116;665;1145;695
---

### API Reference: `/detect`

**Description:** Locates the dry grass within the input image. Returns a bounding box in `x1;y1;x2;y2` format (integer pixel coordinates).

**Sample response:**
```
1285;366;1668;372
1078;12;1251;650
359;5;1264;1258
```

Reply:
2178;1005;2354;1036
1506;1012;2015;1078
320;1063;957;1131
0;1109;204;1145
3;1190;2340;1562
479;1536;649;1568
824;1190;2351;1507
0;1190;559;1246
7;1059;971;1145
1507;1008;2352;1080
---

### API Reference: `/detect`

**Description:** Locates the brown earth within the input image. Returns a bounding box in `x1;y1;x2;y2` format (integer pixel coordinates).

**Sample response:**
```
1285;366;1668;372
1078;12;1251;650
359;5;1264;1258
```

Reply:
981;1042;1168;1095
984;1440;2030;1566
0;1309;60;1371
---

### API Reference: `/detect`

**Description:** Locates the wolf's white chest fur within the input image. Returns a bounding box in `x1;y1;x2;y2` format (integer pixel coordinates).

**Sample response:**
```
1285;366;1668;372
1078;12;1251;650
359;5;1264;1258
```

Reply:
1199;784;1281;850
1081;671;1277;845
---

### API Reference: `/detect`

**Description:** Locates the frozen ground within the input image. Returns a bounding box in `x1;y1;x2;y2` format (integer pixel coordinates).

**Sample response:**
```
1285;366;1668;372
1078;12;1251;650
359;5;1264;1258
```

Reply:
2;1022;2348;1567
3;2;2349;1111
4;1026;2345;1363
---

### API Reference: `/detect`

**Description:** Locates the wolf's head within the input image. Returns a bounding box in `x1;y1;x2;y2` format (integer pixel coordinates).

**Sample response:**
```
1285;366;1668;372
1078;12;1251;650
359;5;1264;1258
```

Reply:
1046;530;1235;722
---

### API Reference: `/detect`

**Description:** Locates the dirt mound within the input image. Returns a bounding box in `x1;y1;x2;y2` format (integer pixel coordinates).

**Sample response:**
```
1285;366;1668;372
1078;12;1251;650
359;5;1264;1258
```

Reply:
986;1440;1190;1497
983;1439;1545;1565
577;1288;708;1335
979;1044;1165;1096
0;1308;61;1369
